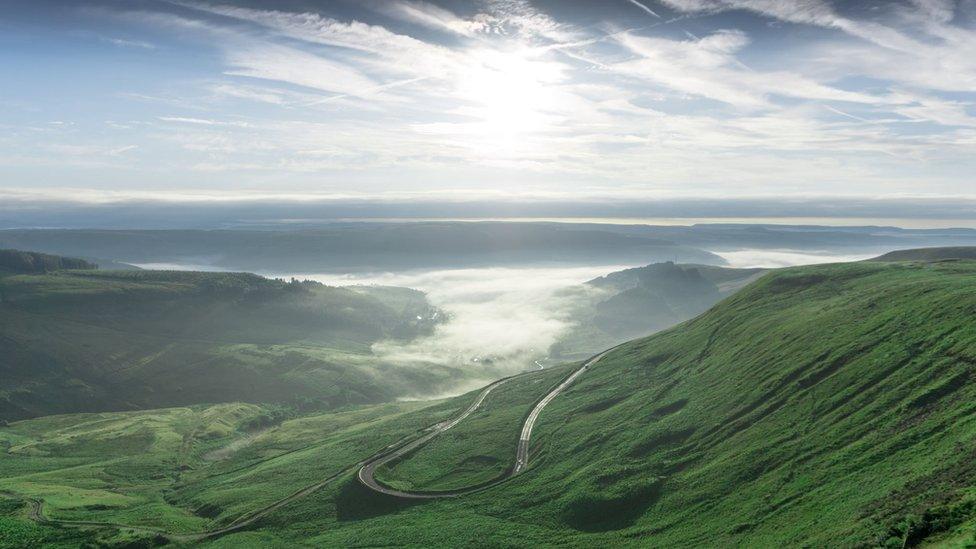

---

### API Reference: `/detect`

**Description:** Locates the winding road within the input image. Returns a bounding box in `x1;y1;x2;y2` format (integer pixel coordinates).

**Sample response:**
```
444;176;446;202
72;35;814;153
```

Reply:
513;350;608;475
358;349;609;496
357;377;512;498
7;349;610;540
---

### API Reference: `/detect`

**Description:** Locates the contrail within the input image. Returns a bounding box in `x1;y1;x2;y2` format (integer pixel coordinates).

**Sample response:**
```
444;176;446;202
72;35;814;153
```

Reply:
303;76;430;106
624;0;662;18
823;104;872;123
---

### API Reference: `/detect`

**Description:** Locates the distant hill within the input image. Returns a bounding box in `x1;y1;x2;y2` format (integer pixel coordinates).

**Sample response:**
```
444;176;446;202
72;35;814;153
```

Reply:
870;246;976;262
0;269;453;421
0;249;96;274
551;262;764;358
0;224;725;272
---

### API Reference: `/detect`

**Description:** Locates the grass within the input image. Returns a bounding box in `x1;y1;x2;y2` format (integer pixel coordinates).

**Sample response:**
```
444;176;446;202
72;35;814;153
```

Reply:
211;259;976;547
0;268;463;421
0;398;457;546
5;259;976;547
0;368;572;547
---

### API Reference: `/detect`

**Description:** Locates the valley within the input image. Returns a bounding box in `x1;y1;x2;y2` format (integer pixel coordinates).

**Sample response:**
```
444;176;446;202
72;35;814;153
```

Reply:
4;250;976;547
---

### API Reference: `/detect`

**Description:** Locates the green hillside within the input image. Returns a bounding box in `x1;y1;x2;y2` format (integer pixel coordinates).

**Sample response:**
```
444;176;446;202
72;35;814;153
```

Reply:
871;246;976;262
242;259;976;547
0;398;454;547
552;262;764;358
0;268;457;421
3;259;976;547
0;249;96;275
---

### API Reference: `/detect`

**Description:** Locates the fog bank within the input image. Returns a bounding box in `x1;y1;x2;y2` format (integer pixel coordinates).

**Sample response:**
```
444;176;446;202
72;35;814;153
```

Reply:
300;265;625;376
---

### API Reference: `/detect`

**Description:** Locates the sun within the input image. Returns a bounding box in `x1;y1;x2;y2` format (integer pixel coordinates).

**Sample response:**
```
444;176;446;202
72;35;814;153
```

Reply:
456;48;563;148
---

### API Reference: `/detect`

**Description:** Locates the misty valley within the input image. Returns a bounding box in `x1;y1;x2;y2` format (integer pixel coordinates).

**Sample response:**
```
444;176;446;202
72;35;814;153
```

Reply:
4;223;976;547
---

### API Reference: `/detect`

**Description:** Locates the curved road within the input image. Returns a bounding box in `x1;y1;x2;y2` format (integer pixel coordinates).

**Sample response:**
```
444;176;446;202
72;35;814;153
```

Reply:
513;350;608;475
359;349;610;496
358;377;512;498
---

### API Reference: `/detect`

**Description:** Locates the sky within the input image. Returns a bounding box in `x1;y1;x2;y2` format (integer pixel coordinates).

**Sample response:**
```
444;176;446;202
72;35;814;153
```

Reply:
2;0;976;209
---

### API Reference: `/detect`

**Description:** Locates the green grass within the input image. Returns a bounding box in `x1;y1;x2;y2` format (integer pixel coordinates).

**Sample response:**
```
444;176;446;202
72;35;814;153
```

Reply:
5;259;976;547
0;398;459;546
207;260;976;547
0;269;463;421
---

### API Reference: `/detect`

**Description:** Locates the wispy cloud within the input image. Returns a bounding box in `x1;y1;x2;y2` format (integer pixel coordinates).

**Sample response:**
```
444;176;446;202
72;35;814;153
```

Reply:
224;44;380;97
103;36;156;49
3;0;976;200
624;0;662;18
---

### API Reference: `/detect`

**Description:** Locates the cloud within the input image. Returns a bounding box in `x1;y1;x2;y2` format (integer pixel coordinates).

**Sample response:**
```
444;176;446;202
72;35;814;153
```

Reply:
659;0;976;93
103;36;156;49
375;0;491;36
158;116;218;125
6;0;973;200
611;29;890;108
224;44;380;97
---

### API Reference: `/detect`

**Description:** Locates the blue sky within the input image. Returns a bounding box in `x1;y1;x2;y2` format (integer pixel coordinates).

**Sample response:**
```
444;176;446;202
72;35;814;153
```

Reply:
2;0;975;205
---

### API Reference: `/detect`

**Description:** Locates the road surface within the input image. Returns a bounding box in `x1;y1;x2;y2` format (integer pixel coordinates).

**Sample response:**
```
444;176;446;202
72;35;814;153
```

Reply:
513;350;608;475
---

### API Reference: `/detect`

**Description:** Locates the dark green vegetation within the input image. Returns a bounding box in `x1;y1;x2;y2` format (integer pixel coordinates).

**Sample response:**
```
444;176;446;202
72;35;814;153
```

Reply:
872;246;976;262
0;249;96;274
552;262;764;358
4;258;976;547
0;267;458;421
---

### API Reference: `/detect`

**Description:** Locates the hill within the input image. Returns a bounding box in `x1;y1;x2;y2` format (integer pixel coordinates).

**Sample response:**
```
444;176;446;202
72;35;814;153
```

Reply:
871;246;976;262
0;225;724;273
0;249;96;275
3;260;976;547
551;262;764;358
256;259;976;547
0;269;455;421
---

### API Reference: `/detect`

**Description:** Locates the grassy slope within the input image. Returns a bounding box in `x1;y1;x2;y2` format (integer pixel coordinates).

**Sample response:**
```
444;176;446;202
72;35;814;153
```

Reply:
0;270;456;420
0;369;571;547
0;398;451;546
208;259;976;548
871;247;976;262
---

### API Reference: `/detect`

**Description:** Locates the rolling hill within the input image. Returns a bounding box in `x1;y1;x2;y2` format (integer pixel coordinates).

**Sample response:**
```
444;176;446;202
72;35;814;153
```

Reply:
3;257;976;547
251;258;976;547
0;249;96;275
0;224;724;273
551;262;765;359
871;246;976;262
0;260;456;421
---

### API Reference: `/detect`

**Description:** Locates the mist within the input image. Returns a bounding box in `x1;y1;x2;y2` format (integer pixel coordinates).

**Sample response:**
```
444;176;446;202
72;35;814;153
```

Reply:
298;266;624;381
715;250;878;268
